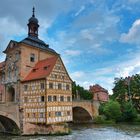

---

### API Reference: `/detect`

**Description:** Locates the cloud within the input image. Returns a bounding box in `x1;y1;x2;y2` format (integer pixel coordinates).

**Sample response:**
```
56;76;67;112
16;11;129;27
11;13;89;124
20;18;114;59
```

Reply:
75;5;85;16
120;19;140;45
65;50;82;56
115;52;140;78
71;71;86;79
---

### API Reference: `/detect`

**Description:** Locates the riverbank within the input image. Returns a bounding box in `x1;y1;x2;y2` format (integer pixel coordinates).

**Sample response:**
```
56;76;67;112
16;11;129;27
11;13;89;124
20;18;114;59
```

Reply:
93;115;140;125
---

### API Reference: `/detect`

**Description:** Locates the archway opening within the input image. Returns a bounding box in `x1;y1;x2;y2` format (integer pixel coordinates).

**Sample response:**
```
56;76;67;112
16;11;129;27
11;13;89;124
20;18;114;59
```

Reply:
0;115;20;135
73;107;92;123
7;86;15;102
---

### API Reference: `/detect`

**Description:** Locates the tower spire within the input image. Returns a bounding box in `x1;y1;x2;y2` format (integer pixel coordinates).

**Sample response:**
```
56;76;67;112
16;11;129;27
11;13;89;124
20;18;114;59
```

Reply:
32;6;35;17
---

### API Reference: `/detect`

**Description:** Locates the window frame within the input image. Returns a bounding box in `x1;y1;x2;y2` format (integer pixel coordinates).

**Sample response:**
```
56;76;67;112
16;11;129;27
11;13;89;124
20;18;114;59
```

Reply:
60;96;64;102
48;96;52;102
30;53;35;62
49;83;53;89
24;85;28;91
41;96;45;102
58;83;62;90
40;83;45;90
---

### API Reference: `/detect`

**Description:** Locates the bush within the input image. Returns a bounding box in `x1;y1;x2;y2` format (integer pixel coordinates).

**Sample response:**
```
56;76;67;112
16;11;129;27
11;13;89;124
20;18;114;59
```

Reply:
94;115;115;124
94;115;106;124
122;102;137;122
103;100;122;122
99;103;105;115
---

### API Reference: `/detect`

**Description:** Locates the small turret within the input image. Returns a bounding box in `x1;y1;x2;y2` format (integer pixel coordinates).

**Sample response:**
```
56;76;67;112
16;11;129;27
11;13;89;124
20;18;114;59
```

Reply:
27;7;39;38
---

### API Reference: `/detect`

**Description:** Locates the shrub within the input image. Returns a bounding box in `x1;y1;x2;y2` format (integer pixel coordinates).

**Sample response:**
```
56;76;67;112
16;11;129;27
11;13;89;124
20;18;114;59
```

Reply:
94;115;115;124
94;115;106;124
122;102;137;122
103;100;122;122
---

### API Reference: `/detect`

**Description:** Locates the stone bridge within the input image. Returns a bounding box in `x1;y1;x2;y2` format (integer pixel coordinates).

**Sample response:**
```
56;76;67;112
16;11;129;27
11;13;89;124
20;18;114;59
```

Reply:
72;100;100;122
0;100;100;134
0;103;21;134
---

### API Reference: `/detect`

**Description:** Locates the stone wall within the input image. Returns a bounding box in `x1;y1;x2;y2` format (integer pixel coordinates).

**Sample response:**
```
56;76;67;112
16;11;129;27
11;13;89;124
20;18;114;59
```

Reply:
23;123;70;135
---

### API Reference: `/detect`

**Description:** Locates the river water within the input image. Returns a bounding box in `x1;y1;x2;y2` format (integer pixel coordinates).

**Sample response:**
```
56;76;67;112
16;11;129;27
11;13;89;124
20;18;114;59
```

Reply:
0;124;140;140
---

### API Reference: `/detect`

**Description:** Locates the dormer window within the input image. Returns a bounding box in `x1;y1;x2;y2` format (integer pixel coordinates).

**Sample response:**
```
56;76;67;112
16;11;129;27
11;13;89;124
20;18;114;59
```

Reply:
30;53;35;62
32;68;37;72
44;65;50;70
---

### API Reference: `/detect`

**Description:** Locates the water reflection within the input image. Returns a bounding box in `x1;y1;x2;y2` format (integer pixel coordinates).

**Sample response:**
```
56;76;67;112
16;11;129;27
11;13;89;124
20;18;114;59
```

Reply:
0;124;140;140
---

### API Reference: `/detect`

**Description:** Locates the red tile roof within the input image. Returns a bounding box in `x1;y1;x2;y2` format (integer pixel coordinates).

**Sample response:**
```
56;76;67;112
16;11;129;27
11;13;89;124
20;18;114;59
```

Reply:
89;84;108;93
23;56;58;82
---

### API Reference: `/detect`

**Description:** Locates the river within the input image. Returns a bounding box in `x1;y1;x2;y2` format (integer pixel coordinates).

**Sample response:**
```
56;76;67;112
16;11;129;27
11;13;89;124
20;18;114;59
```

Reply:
0;124;140;140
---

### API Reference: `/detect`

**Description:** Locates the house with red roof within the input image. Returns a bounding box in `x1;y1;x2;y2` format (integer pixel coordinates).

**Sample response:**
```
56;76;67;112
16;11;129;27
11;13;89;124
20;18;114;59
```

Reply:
89;84;109;102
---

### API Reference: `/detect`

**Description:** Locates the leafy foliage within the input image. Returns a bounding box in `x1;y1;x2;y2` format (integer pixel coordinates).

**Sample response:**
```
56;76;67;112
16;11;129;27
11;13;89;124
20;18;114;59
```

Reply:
72;81;93;100
122;102;137;121
102;100;122;122
112;74;140;112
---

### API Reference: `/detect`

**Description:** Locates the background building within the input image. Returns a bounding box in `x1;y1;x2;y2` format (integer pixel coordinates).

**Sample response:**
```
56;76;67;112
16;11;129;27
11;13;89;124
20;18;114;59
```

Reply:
89;84;109;102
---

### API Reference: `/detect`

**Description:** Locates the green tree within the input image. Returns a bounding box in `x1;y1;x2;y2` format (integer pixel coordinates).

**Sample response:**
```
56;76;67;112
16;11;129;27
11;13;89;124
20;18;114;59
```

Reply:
112;77;127;103
112;75;140;112
99;103;105;115
72;82;93;100
76;85;93;100
103;100;122;121
122;102;137;121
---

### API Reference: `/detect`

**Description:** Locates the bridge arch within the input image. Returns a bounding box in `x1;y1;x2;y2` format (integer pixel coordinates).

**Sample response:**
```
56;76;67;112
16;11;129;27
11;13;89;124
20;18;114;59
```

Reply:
73;106;93;123
0;111;20;134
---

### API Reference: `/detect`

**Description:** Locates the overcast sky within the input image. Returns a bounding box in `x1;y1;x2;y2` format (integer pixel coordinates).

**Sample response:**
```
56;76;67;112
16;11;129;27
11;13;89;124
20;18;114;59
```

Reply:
1;0;140;94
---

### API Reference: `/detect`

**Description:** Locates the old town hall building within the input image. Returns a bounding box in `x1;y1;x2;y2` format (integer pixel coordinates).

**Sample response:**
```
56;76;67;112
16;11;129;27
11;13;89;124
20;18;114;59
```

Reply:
0;8;72;134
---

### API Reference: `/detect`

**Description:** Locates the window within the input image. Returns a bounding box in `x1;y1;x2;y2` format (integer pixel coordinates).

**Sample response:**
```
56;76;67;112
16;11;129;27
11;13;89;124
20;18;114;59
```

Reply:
49;83;53;89
27;113;30;118
30;53;35;62
40;83;45;89
14;67;19;77
62;76;65;80
55;74;57;79
31;85;35;90
32;113;36;118
66;84;70;90
55;111;61;117
32;68;37;72
44;65;50;70
48;112;51;117
24;97;28;103
67;111;70;116
67;96;71;102
60;96;64;102
24;85;28;91
0;92;2;101
53;96;57;101
8;69;11;79
58;83;62;90
48;96;52;102
39;113;44;118
41;96;45;102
